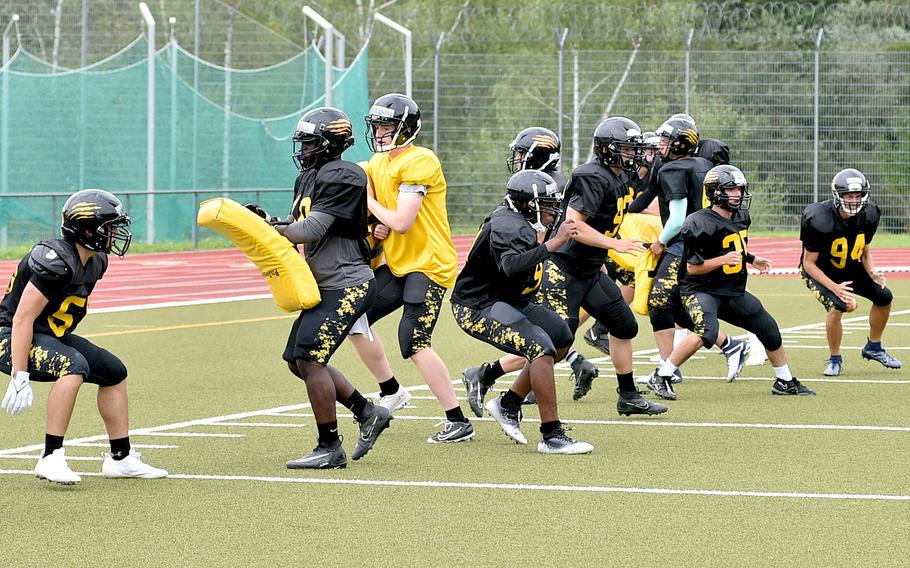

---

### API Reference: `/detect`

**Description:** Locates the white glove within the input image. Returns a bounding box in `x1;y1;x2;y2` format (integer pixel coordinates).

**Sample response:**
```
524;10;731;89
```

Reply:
2;371;33;416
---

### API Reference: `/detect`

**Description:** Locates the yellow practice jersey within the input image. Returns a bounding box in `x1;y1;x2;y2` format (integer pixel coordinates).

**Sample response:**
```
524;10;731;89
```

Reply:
366;145;457;288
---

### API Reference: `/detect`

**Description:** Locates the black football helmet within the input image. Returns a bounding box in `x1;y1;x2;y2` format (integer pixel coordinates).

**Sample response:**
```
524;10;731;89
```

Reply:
60;189;132;256
642;131;660;149
292;107;355;171
831;168;870;217
505;170;563;233
507;127;561;173
703;165;751;211
695;138;730;166
364;93;421;152
592;117;644;172
656;115;699;158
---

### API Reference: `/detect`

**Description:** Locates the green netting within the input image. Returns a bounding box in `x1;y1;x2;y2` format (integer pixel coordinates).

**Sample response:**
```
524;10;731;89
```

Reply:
0;38;370;246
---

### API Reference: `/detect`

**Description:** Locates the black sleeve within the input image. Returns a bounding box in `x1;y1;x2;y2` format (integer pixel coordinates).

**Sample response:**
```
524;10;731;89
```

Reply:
27;244;73;297
627;184;656;213
799;208;826;253
865;202;880;244
566;173;606;217
313;164;366;220
490;221;550;278
659;164;688;202
682;219;705;265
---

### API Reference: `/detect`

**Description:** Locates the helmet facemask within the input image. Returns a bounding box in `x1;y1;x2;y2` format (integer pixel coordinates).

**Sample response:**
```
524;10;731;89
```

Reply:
365;113;419;153
832;175;870;217
292;133;330;172
714;184;752;211
506;186;563;234
507;137;560;174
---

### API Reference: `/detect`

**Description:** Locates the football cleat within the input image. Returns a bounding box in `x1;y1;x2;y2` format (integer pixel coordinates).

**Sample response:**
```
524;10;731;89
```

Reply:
861;347;902;369
462;365;492;418
616;388;669;416
823;358;842;377
645;370;677;401
570;355;599;400
34;448;81;485
287;438;347;469
485;395;527;445
722;337;751;382
538;426;594;455
101;450;168;479
771;378;816;396
427;420;475;444
375;388;412;414
583;322;611;356
352;403;393;460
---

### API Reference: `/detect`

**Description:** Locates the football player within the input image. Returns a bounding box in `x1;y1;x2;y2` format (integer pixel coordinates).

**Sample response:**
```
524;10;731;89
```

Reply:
461;127;599;414
647;165;815;397
275;107;393;469
536;117;668;416
0;190;167;484
350;93;474;443
800;168;901;376
452;170;592;454
645;115;749;399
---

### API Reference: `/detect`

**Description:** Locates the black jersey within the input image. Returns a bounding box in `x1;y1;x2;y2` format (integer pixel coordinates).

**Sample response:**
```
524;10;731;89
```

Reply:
655;156;713;243
291;160;370;251
0;239;108;337
800;200;880;280
680;208;751;297
552;159;634;279
452;206;550;309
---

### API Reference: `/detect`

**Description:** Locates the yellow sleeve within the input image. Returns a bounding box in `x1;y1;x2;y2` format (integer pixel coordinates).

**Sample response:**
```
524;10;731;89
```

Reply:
399;151;442;189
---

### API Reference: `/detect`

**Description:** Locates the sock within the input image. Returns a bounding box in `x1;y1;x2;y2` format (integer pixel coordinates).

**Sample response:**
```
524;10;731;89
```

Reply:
44;434;64;457
109;436;131;461
540;420;561;436
317;421;340;444
340;389;368;418
566;350;579;365
501;389;524;411
658;360;679;377
616;372;635;392
482;360;506;384
379;377;400;397
445;406;468;424
773;364;793;382
829;354;843;363
865;338;883;351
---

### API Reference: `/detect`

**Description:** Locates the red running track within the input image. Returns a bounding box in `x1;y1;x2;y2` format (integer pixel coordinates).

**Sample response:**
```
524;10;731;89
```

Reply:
0;236;907;310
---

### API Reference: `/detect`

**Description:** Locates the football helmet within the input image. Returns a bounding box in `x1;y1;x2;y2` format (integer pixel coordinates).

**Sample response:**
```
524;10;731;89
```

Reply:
364;93;421;152
642;131;660;149
703;165;752;211
505;170;563;233
60;189;132;256
292;107;355;172
507;127;560;173
656;115;699;158
592;117;644;172
831;168;870;217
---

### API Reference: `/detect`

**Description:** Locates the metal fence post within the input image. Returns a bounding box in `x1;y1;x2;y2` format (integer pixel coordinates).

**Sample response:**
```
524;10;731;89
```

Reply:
140;3;156;243
192;0;200;191
813;28;824;203
556;28;568;151
432;31;445;153
1;15;20;249
169;17;177;191
684;28;694;114
79;0;88;190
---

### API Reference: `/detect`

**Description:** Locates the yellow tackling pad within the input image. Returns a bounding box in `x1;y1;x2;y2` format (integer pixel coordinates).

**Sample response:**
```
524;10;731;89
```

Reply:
197;198;320;312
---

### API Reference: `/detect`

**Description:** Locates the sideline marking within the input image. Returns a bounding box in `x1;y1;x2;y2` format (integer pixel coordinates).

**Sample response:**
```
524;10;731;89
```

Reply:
0;468;906;501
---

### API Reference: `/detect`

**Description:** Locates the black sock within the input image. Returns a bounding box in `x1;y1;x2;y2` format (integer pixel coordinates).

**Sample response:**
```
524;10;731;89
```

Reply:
501;389;524;411
379;377;400;397
109;436;131;461
480;359;506;385
317;421;340;444
540;420;561;436
445;406;468;423
616;372;635;392
340;389;369;418
44;434;64;457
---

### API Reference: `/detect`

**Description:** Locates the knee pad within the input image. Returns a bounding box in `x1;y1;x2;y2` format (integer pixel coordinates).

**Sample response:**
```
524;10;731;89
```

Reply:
873;286;894;307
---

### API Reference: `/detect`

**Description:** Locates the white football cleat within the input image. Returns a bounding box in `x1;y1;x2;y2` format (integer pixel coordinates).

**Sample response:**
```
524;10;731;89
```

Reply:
375;388;412;413
34;448;81;485
102;450;168;479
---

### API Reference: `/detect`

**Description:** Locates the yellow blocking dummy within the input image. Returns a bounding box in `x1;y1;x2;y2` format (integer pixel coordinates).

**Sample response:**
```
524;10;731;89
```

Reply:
197;198;320;312
607;212;662;272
